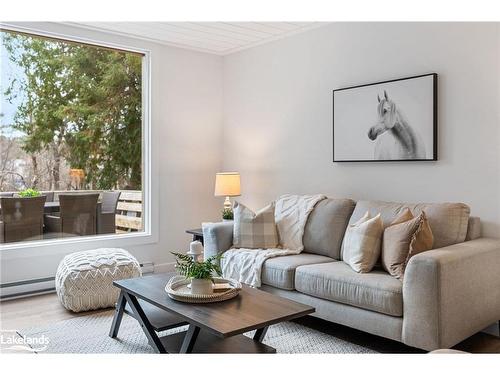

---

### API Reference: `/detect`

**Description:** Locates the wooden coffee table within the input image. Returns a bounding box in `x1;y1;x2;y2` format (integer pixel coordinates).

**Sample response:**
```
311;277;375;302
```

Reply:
109;272;314;353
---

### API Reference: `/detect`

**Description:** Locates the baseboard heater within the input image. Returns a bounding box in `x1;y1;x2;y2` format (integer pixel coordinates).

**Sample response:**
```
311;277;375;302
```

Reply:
0;262;155;301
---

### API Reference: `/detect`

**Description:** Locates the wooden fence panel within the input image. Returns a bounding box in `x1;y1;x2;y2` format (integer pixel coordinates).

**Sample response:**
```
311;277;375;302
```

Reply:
115;190;143;233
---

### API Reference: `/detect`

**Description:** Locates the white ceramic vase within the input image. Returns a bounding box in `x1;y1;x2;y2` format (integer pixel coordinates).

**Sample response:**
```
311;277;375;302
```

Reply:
190;278;213;295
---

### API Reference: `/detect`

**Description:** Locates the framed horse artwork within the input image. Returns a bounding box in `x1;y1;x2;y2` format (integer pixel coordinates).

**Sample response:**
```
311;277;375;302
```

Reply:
333;73;437;162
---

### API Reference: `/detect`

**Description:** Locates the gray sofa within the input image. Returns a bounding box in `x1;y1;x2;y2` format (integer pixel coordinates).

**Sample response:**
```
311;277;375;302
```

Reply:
202;199;500;351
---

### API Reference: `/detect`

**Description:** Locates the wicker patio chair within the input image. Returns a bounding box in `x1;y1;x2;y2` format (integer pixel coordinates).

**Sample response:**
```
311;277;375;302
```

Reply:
97;191;121;235
44;194;99;237
0;196;47;243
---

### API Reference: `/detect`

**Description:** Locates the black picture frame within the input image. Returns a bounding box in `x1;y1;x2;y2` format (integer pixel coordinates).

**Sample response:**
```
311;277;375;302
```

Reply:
332;73;438;162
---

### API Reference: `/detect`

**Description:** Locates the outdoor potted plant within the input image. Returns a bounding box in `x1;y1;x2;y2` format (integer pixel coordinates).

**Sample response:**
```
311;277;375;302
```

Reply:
18;188;41;197
171;252;223;295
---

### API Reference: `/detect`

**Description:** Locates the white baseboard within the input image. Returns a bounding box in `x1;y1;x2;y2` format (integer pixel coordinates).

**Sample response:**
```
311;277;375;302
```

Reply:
153;262;176;273
0;261;166;301
0;279;55;300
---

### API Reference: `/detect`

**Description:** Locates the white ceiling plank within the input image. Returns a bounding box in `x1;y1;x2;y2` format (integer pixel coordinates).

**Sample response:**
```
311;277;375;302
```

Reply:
66;22;227;56
220;23;328;55
177;22;262;43
260;22;300;31
287;22;314;27
151;23;247;47
239;22;287;35
217;22;275;38
93;22;238;49
71;22;323;55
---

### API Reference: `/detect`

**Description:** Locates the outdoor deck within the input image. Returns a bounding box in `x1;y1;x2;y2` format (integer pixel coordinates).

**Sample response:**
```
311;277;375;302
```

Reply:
0;190;143;243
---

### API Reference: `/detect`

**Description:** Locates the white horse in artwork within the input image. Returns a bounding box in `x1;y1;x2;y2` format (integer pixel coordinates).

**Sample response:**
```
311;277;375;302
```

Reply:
367;90;426;160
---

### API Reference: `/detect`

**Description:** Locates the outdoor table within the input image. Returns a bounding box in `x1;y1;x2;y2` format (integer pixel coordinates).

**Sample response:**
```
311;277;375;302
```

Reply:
42;201;102;214
43;201;60;213
1;201;101;214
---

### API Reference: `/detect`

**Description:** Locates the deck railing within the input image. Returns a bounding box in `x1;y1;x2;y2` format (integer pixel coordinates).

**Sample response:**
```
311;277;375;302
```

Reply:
115;190;143;233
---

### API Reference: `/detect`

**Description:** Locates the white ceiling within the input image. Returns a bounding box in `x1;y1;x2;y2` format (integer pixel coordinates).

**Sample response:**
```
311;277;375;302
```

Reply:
70;22;326;55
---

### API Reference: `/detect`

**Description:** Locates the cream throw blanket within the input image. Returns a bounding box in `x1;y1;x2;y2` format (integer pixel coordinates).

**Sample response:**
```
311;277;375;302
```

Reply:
221;194;326;287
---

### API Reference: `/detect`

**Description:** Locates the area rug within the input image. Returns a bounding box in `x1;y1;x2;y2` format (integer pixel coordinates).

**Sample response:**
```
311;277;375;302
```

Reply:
17;311;377;354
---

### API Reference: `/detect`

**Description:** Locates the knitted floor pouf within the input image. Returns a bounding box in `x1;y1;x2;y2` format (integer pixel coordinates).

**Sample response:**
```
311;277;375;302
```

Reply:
56;248;142;312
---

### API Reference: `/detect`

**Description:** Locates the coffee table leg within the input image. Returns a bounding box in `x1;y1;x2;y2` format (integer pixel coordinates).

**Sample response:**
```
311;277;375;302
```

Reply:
253;326;269;343
179;324;201;353
109;291;127;338
123;292;167;353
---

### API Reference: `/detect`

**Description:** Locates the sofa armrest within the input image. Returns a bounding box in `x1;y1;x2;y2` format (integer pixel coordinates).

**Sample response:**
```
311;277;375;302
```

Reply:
202;222;233;260
402;238;500;350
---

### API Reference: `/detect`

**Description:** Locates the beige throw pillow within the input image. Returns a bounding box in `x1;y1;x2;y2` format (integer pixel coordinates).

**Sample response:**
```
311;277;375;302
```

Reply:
232;201;279;249
343;211;384;273
382;209;434;279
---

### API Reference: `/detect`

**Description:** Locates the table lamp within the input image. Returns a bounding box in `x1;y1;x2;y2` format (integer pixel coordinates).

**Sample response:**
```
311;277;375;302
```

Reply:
214;172;241;214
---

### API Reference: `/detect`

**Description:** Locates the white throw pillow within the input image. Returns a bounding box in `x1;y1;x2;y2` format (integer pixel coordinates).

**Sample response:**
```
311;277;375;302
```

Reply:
343;211;384;273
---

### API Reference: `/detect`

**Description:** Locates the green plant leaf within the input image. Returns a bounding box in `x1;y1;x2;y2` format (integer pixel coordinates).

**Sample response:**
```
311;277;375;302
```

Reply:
170;251;224;279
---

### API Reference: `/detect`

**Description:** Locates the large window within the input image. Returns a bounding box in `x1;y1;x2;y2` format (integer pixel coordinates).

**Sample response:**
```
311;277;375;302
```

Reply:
0;29;148;245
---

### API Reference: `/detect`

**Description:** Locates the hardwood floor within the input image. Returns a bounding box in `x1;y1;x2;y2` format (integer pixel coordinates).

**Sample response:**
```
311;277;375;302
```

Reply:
1;292;499;353
0;293;112;331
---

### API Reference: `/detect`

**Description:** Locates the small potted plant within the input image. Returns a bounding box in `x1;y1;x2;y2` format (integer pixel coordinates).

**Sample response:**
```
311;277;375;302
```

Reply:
222;208;234;221
171;252;223;295
18;188;41;197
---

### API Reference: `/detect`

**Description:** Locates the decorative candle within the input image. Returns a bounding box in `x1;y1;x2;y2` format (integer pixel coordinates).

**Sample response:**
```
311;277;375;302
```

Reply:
187;241;204;262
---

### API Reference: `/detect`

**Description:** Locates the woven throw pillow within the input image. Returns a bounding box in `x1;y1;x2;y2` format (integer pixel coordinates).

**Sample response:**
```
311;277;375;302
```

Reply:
343;211;384;273
232;201;279;249
382;210;434;279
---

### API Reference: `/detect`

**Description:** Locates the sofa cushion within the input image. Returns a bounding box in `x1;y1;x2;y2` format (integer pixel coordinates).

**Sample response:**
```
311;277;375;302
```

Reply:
382;211;434;279
343;212;384;273
261;253;335;290
303;198;355;259
344;201;470;253
295;262;403;316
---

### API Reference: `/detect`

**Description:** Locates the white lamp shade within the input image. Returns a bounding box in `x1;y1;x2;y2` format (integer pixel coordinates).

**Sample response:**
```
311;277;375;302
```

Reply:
214;172;241;197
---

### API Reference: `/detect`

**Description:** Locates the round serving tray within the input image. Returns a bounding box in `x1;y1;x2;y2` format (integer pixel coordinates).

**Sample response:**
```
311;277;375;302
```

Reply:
165;275;242;303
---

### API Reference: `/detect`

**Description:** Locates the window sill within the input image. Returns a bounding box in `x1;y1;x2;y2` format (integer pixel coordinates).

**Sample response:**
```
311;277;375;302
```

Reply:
0;231;157;260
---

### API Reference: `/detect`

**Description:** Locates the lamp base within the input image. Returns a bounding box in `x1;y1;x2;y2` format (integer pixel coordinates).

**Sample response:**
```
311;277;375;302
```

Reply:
222;196;234;221
223;196;232;210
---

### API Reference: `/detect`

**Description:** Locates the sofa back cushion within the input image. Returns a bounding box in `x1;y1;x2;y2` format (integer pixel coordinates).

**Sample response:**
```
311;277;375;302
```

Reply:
466;216;481;240
303;198;355;259
343;201;470;258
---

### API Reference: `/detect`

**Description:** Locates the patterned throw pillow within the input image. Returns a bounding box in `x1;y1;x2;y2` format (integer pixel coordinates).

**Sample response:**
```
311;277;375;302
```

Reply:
232;201;279;249
382;209;434;279
343;211;384;273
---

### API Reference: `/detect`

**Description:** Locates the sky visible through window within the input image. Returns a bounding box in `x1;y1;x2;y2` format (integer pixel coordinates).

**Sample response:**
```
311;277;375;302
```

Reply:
1;32;25;136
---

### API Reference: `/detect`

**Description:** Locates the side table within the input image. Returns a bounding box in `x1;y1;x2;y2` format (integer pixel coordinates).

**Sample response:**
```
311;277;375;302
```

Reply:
186;228;204;244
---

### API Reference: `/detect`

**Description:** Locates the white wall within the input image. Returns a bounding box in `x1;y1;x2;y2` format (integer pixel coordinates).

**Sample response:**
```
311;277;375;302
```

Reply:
223;22;500;237
2;22;500;286
0;23;224;284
